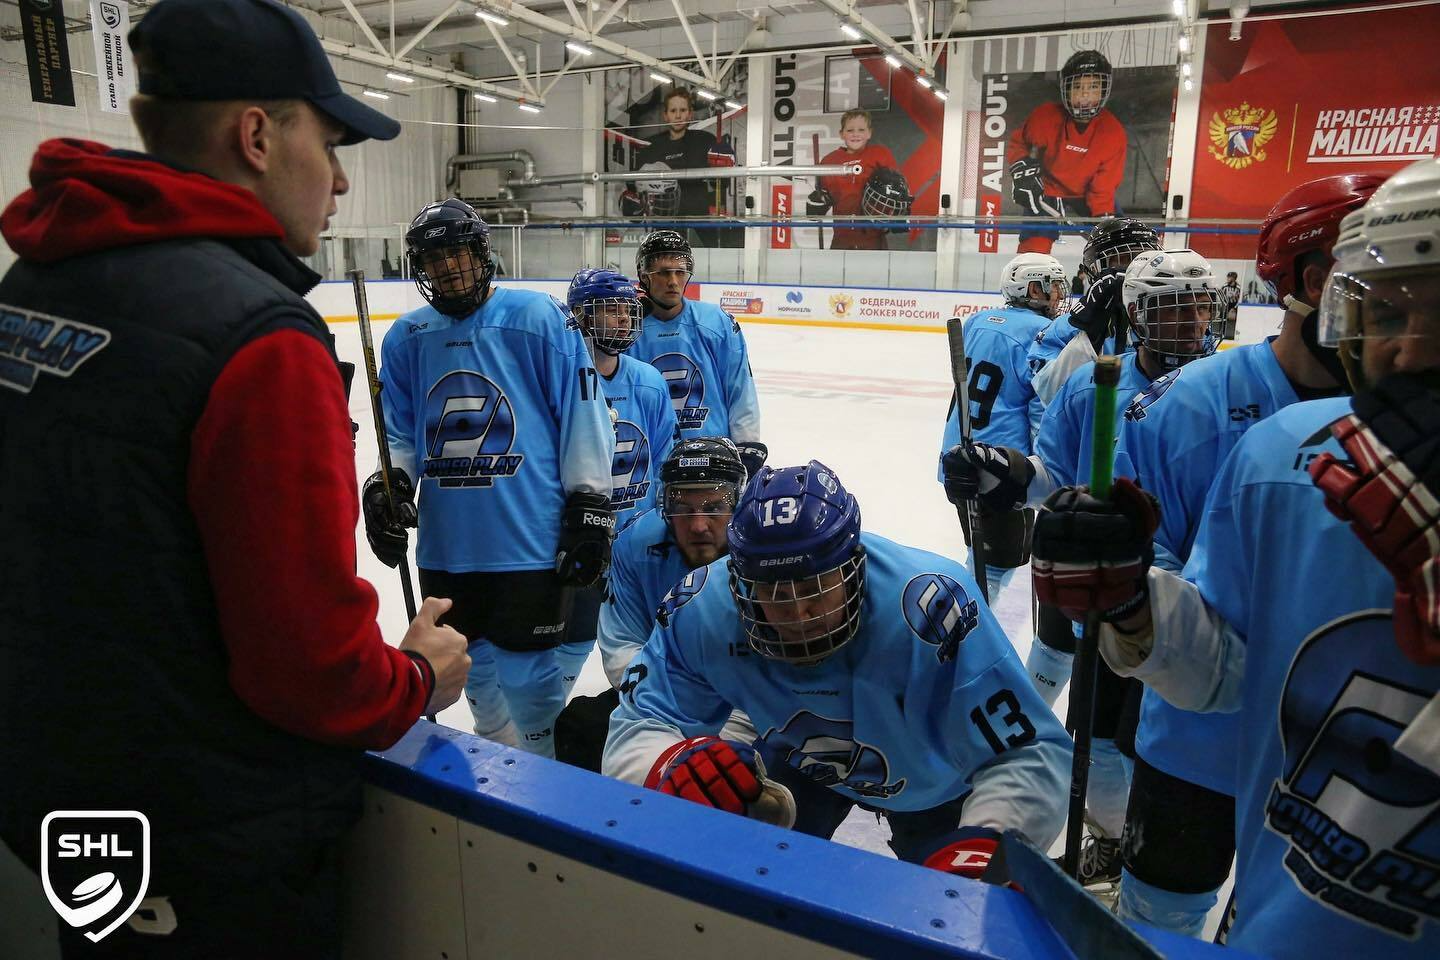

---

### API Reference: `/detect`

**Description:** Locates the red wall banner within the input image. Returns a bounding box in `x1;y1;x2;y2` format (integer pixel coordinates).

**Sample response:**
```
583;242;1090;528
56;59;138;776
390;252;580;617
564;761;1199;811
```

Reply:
1190;5;1440;260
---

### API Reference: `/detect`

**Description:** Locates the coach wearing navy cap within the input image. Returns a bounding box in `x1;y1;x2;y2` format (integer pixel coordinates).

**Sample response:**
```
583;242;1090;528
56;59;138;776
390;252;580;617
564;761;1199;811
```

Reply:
0;0;468;956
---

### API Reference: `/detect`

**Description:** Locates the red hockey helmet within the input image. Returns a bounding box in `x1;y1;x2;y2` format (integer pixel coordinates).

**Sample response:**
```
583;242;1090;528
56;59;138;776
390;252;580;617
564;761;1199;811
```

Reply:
1255;173;1388;304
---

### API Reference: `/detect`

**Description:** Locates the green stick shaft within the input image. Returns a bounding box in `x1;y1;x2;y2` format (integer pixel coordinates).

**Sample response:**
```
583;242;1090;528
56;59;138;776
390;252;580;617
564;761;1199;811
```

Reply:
1088;356;1123;498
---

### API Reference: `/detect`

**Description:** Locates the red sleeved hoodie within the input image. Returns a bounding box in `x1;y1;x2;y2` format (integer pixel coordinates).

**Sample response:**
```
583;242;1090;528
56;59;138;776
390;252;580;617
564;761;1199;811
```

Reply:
1;139;429;749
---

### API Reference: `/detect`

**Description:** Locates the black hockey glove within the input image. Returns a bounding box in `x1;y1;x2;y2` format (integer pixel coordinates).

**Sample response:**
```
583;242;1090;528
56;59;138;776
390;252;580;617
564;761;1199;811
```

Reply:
734;440;768;479
806;188;834;216
1009;158;1066;220
1031;478;1160;624
555;492;616;587
362;469;417;568
619;188;645;218
942;441;1034;513
1068;270;1125;352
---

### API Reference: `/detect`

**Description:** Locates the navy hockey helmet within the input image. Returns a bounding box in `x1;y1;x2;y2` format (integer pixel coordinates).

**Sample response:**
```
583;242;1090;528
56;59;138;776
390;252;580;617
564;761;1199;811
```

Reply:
1080;216;1161;282
406;197;495;317
1060;49;1113;123
660;437;748;520
860;166;913;220
636;229;694;279
727;461;866;664
567;268;644;355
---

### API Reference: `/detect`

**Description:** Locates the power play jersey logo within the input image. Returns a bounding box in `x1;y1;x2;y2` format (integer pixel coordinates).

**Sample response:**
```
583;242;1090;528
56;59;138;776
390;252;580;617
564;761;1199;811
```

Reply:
610;419;651;511
764;712;906;800
1266;611;1440;940
423;370;525;487
902;573;979;663
652;352;710;432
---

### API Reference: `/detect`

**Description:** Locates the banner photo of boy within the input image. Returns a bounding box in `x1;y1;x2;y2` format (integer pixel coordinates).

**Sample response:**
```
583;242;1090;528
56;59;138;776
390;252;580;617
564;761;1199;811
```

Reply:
768;49;944;252
963;28;1179;259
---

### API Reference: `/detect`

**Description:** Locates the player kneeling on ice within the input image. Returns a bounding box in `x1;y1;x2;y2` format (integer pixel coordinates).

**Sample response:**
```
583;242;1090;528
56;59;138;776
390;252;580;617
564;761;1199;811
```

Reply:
1027;157;1440;959
602;461;1071;877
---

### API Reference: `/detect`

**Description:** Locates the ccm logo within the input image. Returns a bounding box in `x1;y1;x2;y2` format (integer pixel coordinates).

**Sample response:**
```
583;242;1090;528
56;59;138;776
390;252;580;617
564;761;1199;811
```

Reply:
1288;226;1324;244
758;556;804;567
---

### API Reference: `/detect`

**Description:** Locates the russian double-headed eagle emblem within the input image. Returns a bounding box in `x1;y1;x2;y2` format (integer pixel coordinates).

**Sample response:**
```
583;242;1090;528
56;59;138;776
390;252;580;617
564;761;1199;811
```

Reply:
1208;102;1279;169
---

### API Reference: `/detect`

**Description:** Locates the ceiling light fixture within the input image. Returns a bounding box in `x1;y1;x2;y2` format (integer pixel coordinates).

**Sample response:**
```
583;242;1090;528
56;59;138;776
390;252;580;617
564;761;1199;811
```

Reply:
473;92;498;102
362;89;389;100
476;10;508;26
840;24;862;41
565;41;593;56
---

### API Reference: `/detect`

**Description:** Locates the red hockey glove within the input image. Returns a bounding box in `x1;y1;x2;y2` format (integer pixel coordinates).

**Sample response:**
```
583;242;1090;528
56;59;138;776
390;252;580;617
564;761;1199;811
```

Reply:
706;141;738;168
1032;477;1160;623
1309;373;1440;665
644;737;796;827
917;827;1002;880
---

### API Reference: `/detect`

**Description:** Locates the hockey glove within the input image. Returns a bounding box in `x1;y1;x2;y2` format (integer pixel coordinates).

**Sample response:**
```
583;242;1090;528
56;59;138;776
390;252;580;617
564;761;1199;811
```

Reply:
916;826;1002;880
1068;270;1125;352
645;736;796;828
707;141;738;168
1309;372;1440;665
1009;158;1066;220
942;441;1035;513
619;188;645;218
1031;477;1160;623
735;440;768;479
806;188;834;217
555;491;616;588
362;469;417;568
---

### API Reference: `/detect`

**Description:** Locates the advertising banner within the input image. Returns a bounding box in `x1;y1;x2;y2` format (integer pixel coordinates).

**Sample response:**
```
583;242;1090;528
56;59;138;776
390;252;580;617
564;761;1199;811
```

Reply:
1189;5;1440;260
19;0;75;107
89;0;132;114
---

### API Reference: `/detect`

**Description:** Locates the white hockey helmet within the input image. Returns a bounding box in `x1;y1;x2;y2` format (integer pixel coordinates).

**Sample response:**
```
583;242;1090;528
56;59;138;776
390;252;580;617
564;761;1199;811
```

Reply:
1319;157;1440;384
1000;252;1068;316
1122;248;1220;372
636;161;680;219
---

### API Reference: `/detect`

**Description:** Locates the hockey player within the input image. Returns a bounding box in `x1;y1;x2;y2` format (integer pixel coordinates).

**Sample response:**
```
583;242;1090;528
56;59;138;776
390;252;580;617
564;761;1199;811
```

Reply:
938;253;1067;594
630;229;766;473
603;461;1071;874
1029;156;1440;959
945;249;1221;889
366;198;616;758
556;438;750;770
1026;216;1160;407
1109;174;1383;936
1008;50;1127;254
813;109;901;251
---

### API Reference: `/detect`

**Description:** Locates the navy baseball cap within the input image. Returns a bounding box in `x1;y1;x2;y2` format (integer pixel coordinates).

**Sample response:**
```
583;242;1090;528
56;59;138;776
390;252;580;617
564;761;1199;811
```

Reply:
129;0;401;144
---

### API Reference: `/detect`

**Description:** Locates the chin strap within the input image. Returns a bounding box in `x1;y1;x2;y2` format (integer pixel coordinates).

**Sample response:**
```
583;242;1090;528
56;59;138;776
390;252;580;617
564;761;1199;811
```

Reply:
1290;295;1353;388
1283;294;1315;319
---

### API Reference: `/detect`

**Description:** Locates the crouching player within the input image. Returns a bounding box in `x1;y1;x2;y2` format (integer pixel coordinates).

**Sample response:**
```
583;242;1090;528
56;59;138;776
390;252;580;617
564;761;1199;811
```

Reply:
603;461;1070;875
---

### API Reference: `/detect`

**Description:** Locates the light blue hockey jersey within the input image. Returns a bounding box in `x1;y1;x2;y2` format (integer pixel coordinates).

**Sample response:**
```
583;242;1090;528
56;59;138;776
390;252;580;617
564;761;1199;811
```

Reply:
1024;313;1084;387
602;355;678;529
1116;341;1308;795
380;287;615;572
1174;398;1440;956
937;307;1052;481
604;533;1072;837
629;299;761;443
596;507;693;687
1034;352;1152;491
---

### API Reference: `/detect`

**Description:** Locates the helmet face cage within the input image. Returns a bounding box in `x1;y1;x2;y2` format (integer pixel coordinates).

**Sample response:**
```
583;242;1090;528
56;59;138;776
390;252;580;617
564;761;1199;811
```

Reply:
1082;236;1161;283
860;174;913;220
1003;256;1069;317
639;180;680;219
1060;53;1113;122
410;236;494;317
729;550;867;665
1132;287;1220;372
578;297;644;355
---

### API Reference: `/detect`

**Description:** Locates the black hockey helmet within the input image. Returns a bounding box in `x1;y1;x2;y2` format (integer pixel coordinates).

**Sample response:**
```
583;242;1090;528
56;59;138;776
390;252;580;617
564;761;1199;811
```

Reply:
1060;49;1113;123
636;229;694;279
660;437;748;521
406;197;495;317
1081;216;1161;281
860;166;913;220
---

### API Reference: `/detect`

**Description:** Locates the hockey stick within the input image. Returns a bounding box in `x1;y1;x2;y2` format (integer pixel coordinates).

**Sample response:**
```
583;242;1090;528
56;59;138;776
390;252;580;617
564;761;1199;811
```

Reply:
946;317;990;606
1062;354;1122;880
813;132;824;250
349;271;432;721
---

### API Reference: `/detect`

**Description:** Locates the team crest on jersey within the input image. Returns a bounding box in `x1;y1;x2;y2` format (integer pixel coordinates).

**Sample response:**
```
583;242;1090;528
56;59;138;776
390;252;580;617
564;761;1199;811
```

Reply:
0;305;111;395
655;567;708;627
902;574;980;663
1124;369;1181;422
610;419;652;512
1265;611;1440;939
422;370;524;487
652;353;710;431
763;712;906;799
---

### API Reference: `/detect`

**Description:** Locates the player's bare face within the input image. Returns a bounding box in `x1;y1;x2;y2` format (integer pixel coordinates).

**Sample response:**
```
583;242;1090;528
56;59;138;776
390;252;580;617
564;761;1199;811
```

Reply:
260;104;349;258
1068;75;1105;112
840;117;872;154
1357;270;1440;387
665;96;692;136
1031;279;1067;318
754;569;849;645
669;486;733;567
644;256;690;308
419;247;480;297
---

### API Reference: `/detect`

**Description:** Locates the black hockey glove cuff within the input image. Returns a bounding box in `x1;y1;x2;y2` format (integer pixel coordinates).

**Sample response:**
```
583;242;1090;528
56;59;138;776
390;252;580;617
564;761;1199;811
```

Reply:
555;492;616;587
362;469;417;568
1069;271;1125;352
734;440;768;479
